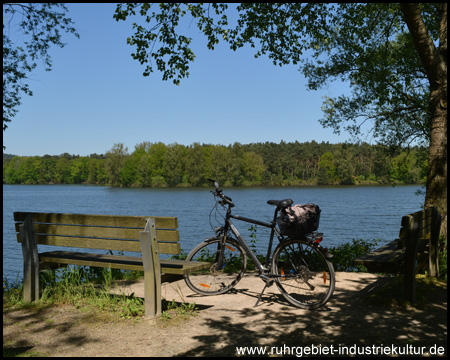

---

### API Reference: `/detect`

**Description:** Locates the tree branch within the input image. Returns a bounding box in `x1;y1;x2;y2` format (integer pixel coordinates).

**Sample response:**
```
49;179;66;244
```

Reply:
400;3;437;83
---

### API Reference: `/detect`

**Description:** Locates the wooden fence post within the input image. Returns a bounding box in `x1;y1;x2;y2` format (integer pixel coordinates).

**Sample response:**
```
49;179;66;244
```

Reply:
20;213;39;302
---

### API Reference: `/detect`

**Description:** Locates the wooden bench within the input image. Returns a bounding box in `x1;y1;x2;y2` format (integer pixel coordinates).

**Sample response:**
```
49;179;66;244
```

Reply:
354;207;442;302
14;212;210;318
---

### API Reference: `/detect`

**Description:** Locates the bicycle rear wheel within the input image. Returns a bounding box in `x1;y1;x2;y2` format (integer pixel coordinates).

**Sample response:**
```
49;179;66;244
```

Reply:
184;237;247;295
272;239;335;309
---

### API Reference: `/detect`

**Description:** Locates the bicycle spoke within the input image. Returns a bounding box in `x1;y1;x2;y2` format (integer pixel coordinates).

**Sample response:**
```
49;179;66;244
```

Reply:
184;238;247;295
272;239;335;309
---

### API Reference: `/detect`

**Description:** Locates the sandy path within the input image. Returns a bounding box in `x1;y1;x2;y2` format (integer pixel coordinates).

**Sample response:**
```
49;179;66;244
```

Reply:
3;272;447;357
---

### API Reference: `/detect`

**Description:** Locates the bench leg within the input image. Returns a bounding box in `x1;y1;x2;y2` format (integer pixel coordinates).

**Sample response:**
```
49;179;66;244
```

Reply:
404;216;418;303
149;219;162;316
140;218;162;318
429;209;442;277
404;252;416;303
20;214;39;302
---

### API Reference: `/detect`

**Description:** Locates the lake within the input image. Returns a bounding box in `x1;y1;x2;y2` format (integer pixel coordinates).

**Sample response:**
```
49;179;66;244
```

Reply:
3;184;425;282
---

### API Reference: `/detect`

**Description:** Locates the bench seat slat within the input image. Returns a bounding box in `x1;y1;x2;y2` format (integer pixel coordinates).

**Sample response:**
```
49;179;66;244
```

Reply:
354;240;399;262
40;251;145;271
39;251;210;275
353;240;405;273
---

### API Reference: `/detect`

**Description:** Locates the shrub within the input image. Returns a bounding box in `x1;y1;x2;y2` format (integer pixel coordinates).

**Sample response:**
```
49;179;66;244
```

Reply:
328;239;379;272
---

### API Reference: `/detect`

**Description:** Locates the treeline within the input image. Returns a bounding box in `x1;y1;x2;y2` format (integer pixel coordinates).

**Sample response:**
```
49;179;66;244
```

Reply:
3;141;428;187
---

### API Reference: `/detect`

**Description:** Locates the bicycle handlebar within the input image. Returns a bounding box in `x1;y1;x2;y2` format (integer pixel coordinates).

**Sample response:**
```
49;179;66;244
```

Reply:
208;178;234;207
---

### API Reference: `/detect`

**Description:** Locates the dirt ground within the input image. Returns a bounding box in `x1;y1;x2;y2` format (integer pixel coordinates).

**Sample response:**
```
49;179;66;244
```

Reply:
3;272;447;357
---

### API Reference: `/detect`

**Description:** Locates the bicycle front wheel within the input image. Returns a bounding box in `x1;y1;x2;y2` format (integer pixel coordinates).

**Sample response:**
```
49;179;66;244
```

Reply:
272;239;335;309
184;237;247;295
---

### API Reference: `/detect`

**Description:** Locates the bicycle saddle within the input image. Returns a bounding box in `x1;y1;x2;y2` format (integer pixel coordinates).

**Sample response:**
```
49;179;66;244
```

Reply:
267;199;293;210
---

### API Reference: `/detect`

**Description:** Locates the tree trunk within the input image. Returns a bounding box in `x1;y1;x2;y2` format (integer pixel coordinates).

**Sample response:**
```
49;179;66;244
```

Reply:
401;3;447;240
425;89;447;241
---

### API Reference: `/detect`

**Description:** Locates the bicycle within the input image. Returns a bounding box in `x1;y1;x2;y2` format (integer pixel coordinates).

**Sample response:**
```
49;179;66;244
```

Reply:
184;179;335;310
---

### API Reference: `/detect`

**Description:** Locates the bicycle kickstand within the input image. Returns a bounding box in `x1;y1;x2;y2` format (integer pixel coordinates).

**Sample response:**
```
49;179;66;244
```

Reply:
254;275;274;307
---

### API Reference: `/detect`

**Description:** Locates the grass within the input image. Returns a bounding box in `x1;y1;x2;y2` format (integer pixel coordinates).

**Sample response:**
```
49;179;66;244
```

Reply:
160;299;198;323
3;265;197;323
3;266;145;321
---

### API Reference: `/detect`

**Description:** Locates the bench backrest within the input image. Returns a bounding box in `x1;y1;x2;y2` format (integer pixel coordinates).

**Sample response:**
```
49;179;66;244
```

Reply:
399;206;441;242
13;212;180;255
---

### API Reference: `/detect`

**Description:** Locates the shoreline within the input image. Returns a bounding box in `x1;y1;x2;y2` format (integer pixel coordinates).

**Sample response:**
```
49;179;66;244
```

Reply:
3;182;425;188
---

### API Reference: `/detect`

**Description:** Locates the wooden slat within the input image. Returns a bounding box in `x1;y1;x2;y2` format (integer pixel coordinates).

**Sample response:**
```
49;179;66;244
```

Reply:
34;235;180;254
354;240;401;263
354;240;405;273
399;208;433;239
39;251;210;275
18;224;180;242
33;224;143;239
35;236;142;251
16;225;179;243
161;260;211;275
14;212;178;229
39;252;144;271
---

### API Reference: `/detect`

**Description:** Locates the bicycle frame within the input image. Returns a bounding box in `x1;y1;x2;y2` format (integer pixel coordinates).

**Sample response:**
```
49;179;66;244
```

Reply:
221;204;282;274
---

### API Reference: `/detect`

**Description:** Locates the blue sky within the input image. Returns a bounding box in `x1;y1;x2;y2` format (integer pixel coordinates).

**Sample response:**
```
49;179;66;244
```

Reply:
4;3;353;157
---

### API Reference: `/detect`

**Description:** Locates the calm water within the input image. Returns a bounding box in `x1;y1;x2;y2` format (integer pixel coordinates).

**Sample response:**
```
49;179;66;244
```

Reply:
3;184;424;282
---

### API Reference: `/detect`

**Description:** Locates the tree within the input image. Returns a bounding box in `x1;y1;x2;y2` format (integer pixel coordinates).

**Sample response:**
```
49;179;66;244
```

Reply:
115;3;446;239
184;142;207;186
400;3;447;239
55;157;72;184
163;143;187;186
105;143;128;187
317;152;336;185
3;3;79;142
241;151;265;184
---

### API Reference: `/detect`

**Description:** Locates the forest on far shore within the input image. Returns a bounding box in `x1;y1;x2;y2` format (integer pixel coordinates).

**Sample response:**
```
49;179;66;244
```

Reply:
3;141;428;187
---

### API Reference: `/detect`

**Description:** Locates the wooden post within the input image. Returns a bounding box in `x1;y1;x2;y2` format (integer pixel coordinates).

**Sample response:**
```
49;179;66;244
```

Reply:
429;207;441;277
140;218;162;318
404;214;418;303
20;213;39;302
149;218;162;317
140;218;156;318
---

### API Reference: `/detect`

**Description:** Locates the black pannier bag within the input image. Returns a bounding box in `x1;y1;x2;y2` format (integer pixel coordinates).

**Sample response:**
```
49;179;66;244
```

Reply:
277;204;321;238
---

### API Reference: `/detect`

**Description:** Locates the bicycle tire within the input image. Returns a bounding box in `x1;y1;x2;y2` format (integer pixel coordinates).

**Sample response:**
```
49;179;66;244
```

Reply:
184;237;247;295
272;238;335;309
